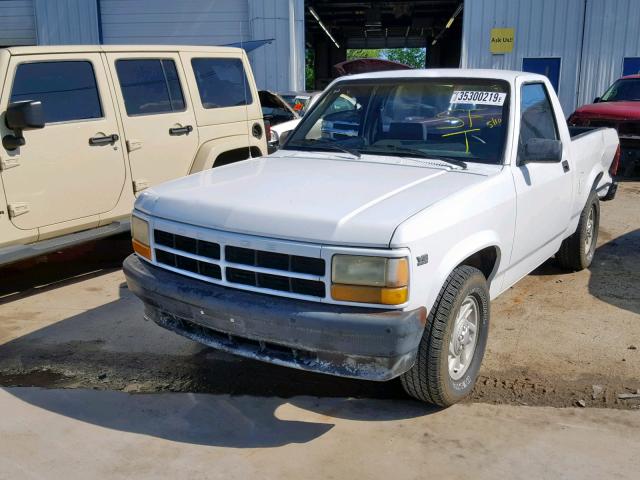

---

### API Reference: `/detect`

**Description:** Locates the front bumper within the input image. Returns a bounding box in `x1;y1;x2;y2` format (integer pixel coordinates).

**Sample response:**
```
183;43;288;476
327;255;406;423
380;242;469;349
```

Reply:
123;255;426;381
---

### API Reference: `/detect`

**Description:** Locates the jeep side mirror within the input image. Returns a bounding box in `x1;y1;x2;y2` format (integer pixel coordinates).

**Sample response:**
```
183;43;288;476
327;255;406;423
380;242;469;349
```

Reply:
519;138;563;164
3;100;45;150
593;97;601;103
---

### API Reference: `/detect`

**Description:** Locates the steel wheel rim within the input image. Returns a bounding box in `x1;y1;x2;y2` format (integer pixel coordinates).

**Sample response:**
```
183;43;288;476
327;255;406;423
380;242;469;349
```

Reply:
448;295;480;381
585;205;596;256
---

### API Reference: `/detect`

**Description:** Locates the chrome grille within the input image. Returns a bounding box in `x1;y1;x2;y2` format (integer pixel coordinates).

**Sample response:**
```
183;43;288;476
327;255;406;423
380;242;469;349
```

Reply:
152;228;326;299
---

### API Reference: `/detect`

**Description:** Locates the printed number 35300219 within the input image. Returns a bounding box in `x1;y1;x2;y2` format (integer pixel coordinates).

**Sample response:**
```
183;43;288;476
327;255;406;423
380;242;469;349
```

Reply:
450;91;507;106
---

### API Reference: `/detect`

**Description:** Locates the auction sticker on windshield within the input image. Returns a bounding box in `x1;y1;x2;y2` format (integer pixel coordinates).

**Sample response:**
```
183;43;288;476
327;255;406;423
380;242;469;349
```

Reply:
450;91;507;106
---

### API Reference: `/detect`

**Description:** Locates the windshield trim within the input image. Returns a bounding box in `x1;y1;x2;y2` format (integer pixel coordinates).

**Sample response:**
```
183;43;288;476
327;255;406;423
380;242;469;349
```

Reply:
281;77;512;166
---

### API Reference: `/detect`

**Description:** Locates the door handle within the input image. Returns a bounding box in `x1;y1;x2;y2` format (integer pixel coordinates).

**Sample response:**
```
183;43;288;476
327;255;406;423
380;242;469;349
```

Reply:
169;125;193;136
89;134;119;146
562;160;570;173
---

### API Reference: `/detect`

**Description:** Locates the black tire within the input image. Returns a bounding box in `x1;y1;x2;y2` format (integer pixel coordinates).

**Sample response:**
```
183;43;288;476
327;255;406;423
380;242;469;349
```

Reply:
557;190;600;271
400;265;490;407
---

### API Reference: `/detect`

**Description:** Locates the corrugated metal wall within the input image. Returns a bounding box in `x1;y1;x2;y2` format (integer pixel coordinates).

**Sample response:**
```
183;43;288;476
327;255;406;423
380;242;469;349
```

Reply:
461;0;640;115
34;0;99;44
461;0;585;116
98;0;304;91
99;0;251;46
578;0;640;106
248;0;305;91
0;0;36;46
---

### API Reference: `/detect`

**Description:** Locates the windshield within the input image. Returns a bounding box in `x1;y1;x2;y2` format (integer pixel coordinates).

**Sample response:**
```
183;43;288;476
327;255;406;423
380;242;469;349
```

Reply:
601;79;640;102
284;78;510;165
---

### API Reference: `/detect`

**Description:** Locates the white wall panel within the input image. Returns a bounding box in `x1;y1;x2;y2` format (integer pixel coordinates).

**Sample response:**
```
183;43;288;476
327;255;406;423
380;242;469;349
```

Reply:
461;0;585;115
100;0;250;45
248;0;304;91
34;0;99;44
578;0;640;106
0;0;36;46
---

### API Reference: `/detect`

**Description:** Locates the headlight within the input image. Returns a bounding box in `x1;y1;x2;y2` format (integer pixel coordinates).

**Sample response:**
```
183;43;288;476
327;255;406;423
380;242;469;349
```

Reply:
331;255;409;305
131;214;151;260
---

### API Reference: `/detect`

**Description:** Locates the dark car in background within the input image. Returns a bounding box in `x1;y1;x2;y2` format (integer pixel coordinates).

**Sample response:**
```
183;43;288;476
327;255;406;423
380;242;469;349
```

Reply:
569;75;640;177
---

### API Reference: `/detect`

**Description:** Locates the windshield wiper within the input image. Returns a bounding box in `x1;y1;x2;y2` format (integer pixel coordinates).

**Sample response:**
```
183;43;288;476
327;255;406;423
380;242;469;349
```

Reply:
363;145;467;169
289;138;361;158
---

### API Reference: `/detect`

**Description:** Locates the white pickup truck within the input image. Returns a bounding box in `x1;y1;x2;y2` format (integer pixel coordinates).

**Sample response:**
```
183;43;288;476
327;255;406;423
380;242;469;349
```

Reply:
124;69;619;406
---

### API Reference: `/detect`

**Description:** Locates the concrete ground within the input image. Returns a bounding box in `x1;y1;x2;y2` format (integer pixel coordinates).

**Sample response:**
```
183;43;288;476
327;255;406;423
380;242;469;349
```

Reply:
1;388;639;480
0;182;638;478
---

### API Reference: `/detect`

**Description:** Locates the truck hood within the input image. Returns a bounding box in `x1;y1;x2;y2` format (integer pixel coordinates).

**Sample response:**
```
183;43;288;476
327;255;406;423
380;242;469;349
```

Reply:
135;153;488;247
573;101;640;120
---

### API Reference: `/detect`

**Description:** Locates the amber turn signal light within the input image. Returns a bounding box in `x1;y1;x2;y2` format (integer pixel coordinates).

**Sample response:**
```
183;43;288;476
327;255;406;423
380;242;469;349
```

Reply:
331;284;408;305
132;239;152;260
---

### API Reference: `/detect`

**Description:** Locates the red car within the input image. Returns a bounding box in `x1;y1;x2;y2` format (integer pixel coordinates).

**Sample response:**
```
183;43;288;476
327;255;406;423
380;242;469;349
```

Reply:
569;74;640;177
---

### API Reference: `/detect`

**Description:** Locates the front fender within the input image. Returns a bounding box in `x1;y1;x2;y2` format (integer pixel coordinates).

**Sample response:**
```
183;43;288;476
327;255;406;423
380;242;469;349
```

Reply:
189;134;266;173
418;231;503;313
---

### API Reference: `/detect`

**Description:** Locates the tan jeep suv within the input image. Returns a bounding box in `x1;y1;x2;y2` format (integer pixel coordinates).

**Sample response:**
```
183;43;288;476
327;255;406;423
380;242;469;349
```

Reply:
0;45;267;265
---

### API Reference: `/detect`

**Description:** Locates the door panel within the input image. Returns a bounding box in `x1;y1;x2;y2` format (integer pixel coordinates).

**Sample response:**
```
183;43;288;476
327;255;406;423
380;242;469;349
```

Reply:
0;54;127;230
506;82;572;285
106;52;199;190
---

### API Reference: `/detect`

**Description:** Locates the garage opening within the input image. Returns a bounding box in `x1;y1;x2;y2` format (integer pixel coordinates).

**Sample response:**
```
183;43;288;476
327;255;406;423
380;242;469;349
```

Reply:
305;1;463;89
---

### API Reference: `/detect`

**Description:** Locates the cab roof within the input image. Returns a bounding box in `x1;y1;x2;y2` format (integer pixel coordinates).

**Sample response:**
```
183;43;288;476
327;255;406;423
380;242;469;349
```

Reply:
336;68;546;84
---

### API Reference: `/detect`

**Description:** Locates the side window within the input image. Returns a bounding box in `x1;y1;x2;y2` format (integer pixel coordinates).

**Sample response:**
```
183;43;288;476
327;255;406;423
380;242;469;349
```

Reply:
519;83;558;150
191;58;253;109
115;59;185;116
10;61;102;123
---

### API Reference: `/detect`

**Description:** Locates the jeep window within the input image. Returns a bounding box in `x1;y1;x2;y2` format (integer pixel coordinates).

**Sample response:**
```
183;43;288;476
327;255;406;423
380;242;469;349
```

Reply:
601;78;640;102
286;79;510;165
115;59;185;116
10;61;102;123
191;58;253;108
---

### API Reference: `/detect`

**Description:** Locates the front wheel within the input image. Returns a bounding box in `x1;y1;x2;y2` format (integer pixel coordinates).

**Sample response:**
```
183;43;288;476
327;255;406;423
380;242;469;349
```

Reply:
400;265;490;407
557;191;600;271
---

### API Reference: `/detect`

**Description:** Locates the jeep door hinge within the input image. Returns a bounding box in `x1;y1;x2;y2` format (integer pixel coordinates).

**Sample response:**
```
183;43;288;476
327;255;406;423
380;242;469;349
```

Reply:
133;180;150;193
0;156;20;170
8;202;29;218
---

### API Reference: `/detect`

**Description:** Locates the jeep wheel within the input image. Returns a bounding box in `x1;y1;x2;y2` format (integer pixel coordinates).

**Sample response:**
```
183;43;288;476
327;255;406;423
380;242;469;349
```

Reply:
400;265;489;407
557;190;600;271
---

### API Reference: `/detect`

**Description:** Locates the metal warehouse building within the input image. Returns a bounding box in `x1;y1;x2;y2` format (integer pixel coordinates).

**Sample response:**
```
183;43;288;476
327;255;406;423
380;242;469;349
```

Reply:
0;0;305;92
461;0;640;115
1;0;640;114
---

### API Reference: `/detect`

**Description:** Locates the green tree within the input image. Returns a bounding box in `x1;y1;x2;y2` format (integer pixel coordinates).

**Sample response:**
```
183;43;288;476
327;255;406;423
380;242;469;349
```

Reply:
305;48;315;90
346;49;382;60
382;48;426;69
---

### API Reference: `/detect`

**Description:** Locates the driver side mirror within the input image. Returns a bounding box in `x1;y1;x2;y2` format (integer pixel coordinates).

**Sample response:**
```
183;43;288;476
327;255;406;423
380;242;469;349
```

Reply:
279;130;291;145
3;100;45;150
519;138;563;164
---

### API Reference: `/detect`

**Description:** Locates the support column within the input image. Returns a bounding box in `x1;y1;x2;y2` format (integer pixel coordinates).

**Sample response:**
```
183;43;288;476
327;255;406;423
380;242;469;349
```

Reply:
248;0;305;91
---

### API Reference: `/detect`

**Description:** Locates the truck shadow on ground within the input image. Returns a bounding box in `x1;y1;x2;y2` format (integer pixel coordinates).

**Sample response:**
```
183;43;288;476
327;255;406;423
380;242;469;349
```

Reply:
0;233;132;304
530;229;640;316
4;387;437;448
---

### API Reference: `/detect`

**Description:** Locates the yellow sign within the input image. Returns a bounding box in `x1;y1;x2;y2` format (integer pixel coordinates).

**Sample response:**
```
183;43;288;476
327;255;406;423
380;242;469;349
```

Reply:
490;28;515;54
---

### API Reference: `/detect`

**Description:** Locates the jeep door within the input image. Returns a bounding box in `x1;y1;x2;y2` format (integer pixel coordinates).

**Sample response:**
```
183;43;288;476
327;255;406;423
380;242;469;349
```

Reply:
0;53;127;231
105;51;199;192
